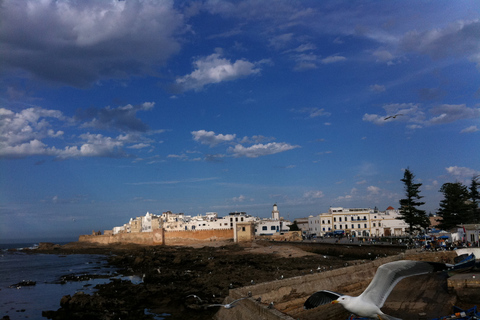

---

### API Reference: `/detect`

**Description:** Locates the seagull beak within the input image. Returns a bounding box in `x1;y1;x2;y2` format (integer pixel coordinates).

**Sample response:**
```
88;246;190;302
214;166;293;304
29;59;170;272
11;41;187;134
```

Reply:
331;300;339;304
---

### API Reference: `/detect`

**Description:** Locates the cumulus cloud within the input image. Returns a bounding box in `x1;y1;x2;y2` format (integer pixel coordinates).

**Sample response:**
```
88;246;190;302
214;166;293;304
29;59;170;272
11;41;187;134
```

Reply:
0;104;159;159
173;51;266;92
0;107;66;158
54;133;128;159
228;142;300;158
76;102;154;132
191;130;236;147
0;0;185;87
446;166;479;178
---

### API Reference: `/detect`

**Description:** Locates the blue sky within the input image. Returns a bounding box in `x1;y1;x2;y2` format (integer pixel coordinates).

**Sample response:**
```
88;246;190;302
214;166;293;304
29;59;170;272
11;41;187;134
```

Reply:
1;0;479;241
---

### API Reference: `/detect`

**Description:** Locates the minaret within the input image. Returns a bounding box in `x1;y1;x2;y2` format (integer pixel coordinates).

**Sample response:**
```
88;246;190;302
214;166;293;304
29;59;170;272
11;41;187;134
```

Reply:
272;204;280;220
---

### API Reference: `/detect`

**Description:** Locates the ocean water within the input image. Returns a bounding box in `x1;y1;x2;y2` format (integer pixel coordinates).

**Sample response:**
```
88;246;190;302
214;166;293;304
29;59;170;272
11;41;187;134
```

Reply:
0;243;117;319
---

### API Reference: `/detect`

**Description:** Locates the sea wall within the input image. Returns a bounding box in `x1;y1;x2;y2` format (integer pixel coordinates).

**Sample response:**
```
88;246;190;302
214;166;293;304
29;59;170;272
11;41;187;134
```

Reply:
214;250;457;320
78;228;233;246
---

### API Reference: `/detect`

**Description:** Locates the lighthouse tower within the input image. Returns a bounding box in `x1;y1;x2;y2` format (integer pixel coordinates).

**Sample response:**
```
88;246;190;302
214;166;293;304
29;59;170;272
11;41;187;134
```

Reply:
272;204;280;220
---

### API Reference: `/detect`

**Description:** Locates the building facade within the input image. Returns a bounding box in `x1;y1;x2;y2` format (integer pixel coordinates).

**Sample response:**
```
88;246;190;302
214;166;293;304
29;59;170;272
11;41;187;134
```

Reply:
307;206;408;237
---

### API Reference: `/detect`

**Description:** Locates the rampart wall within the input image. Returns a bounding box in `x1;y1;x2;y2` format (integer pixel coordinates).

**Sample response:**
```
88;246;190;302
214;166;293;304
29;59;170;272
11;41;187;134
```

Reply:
78;228;233;246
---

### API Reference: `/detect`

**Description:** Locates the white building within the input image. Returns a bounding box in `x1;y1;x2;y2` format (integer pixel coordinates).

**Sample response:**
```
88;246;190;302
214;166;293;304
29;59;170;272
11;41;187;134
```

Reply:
111;204;292;237
306;206;408;238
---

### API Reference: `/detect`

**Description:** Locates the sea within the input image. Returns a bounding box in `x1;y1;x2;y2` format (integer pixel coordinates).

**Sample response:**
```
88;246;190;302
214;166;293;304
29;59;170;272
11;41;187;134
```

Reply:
0;241;123;320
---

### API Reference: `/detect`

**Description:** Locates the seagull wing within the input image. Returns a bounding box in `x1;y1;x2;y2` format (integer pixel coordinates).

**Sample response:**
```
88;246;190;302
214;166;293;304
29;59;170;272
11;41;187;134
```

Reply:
231;297;247;305
304;290;342;309
359;260;446;308
208;304;224;307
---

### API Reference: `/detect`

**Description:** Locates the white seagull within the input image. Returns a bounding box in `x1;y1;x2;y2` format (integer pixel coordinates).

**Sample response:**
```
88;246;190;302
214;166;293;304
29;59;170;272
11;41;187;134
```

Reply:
208;297;248;309
304;260;447;320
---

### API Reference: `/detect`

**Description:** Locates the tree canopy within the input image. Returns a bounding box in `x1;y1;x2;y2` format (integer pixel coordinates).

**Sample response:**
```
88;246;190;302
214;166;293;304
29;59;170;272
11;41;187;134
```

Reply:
437;182;471;230
398;168;429;234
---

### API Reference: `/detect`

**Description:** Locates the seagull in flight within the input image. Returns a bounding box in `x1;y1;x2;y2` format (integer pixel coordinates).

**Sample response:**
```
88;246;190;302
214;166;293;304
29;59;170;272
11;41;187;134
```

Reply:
304;260;447;320
384;114;403;120
186;294;203;303
208;297;247;309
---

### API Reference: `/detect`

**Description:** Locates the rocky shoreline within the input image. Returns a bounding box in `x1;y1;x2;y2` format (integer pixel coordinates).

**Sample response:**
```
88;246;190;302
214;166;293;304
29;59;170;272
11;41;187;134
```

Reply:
33;241;361;320
31;240;467;320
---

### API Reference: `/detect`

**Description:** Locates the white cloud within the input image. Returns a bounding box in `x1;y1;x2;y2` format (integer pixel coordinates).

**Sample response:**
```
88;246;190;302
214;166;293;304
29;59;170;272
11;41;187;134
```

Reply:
400;20;480;64
363;103;479;128
321;55;346;64
232;195;247;202
303;190;324;199
367;186;381;195
54;133;126;159
0;107;67;158
0;105;158;159
174;51;263;92
373;49;394;63
369;84;386;92
191;130;236;147
228;142;300;158
428;104;480;125
461;125;479;133
446;166;479;178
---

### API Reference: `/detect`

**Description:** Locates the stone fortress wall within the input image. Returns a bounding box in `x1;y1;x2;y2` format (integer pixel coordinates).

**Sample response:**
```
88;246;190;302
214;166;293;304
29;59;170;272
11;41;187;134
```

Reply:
79;228;234;246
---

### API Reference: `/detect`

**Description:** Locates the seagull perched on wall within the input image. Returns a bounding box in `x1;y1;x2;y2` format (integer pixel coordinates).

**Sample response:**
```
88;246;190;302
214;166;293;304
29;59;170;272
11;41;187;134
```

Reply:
384;114;403;120
208;297;247;309
304;260;448;320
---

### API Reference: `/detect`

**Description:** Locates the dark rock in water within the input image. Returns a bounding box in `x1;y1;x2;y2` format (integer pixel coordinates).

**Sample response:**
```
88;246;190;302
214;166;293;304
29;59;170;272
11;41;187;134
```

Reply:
9;280;36;288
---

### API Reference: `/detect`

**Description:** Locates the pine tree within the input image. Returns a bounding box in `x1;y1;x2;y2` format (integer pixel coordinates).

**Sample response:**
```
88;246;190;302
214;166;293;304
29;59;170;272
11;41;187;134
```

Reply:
469;175;480;223
398;168;429;235
437;182;471;230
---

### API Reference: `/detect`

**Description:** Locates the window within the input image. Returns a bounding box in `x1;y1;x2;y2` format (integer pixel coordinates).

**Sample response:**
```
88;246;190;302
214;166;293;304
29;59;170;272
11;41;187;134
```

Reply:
262;226;267;230
364;224;367;228
271;226;276;230
334;217;336;222
351;224;354;229
373;223;376;227
334;225;337;230
322;220;325;224
241;217;244;222
242;227;246;231
339;225;342;229
358;224;361;228
339;217;342;222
